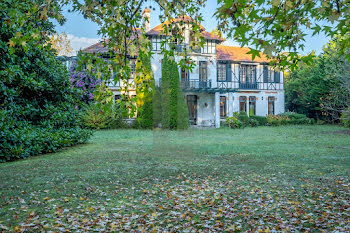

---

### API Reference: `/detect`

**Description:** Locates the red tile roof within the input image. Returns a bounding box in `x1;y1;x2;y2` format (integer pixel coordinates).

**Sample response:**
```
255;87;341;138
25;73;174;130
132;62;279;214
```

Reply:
146;15;224;42
216;45;270;63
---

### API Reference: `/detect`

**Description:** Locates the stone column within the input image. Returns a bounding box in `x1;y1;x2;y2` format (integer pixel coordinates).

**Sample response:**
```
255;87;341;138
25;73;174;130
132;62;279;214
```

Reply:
228;92;233;117
215;92;220;128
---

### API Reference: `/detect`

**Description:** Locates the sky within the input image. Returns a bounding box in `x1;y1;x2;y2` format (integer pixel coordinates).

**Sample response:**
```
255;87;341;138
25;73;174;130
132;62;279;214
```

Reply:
54;0;330;56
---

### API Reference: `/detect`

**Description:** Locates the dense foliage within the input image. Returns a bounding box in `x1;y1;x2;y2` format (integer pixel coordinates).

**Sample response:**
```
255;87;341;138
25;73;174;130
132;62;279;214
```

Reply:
135;51;154;129
69;61;100;104
0;0;91;161
161;57;189;129
216;0;350;69
80;102;124;129
225;112;314;129
285;37;350;122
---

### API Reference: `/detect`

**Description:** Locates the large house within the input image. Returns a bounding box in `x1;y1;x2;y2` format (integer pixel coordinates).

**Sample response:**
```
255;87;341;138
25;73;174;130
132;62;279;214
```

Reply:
83;9;285;128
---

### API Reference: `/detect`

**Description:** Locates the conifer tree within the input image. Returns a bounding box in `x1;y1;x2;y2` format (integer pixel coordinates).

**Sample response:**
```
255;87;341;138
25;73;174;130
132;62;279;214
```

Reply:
161;56;189;129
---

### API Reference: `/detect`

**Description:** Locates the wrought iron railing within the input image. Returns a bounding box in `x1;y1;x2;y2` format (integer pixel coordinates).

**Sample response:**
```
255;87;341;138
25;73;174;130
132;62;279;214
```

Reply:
181;79;212;89
140;79;283;91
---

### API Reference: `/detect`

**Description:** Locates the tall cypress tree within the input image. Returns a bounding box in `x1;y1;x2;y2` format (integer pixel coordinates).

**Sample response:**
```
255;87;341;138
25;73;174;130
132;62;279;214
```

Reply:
161;56;189;129
135;51;154;129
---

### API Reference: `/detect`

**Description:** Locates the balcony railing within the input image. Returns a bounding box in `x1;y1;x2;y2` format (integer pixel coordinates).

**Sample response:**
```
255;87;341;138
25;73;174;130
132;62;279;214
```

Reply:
145;79;283;92
181;80;212;89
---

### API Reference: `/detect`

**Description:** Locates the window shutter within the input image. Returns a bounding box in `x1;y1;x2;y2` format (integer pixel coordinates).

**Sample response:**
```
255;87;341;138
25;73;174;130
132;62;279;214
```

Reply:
226;62;232;81
274;71;280;83
263;65;268;82
216;62;219;82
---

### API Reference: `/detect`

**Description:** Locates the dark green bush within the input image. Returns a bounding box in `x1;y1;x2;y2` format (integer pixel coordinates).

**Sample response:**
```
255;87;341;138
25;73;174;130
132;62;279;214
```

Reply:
341;108;350;127
234;112;250;127
279;112;308;120
249;116;268;126
0;1;91;161
249;118;259;127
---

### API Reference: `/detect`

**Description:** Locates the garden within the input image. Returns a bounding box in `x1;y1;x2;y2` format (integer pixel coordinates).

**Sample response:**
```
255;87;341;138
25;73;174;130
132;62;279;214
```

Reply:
0;125;349;231
1;0;350;232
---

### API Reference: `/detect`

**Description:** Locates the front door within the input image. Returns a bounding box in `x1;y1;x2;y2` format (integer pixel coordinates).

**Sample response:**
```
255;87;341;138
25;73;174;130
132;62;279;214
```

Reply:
186;95;197;125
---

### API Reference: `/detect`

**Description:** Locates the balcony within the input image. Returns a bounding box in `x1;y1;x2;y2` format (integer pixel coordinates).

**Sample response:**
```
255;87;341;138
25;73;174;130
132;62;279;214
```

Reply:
154;79;283;92
181;80;212;90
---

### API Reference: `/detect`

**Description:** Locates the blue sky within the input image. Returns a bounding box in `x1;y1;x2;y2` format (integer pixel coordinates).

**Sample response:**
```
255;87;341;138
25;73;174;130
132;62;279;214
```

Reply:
55;1;330;55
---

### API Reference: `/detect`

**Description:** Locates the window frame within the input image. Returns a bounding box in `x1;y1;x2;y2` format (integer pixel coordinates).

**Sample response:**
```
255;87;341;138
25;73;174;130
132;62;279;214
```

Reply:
268;96;275;115
199;61;208;81
220;96;227;118
217;62;227;82
239;64;257;83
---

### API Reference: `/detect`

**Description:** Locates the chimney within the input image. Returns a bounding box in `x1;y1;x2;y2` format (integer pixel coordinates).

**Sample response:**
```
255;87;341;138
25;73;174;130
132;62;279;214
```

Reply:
142;8;151;32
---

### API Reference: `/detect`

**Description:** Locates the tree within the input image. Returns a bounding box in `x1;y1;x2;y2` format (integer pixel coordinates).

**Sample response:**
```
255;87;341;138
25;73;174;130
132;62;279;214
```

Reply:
285;35;350;122
161;56;189;129
47;32;73;56
135;50;154;129
215;0;350;70
0;0;91;161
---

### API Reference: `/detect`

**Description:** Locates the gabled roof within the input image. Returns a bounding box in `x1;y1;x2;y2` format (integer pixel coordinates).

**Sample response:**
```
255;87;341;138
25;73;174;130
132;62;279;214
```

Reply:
216;45;270;63
146;15;224;42
82;29;141;54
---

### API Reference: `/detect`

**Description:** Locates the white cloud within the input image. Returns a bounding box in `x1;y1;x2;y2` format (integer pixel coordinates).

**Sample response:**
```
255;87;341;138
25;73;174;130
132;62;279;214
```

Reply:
66;34;100;55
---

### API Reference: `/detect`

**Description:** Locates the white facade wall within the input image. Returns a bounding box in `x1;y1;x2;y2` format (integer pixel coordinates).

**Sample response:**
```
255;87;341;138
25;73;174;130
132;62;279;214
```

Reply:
110;50;285;128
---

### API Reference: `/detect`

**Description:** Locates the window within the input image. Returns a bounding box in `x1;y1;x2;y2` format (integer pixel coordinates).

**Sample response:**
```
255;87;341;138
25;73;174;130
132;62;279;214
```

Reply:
263;66;281;83
201;40;216;54
114;95;121;101
199;61;207;81
130;60;136;77
151;36;163;51
268;96;275;115
239;96;247;113
217;62;227;81
240;65;257;83
220;96;227;118
181;68;189;82
249;96;256;116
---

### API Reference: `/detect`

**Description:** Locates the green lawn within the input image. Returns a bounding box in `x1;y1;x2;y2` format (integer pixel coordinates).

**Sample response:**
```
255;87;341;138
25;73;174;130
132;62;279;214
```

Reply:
1;125;349;232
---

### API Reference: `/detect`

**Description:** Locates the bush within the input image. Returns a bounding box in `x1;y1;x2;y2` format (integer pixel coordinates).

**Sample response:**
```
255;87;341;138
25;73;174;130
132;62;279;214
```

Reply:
249;116;268;126
279;112;315;125
267;115;283;126
226;117;243;129
80;102;124;129
249;118;259;127
279;112;308;120
0;1;91;161
234;112;250;127
341;108;350;127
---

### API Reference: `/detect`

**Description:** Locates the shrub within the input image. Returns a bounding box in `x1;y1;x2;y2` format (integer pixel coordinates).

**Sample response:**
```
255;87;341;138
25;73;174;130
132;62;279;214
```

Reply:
80;102;124;129
226;117;243;129
69;61;100;103
249;118;259;127
249;116;268;126
0;1;91;161
279;112;308;120
235;112;250;127
341;108;350;127
267;115;283;126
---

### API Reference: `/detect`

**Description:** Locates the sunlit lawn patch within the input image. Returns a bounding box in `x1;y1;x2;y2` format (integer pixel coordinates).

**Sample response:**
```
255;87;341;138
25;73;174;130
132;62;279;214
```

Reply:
0;125;349;232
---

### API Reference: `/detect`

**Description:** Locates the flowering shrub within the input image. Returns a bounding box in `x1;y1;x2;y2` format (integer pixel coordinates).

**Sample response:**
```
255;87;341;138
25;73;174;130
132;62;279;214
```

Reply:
226;117;243;129
69;63;100;103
